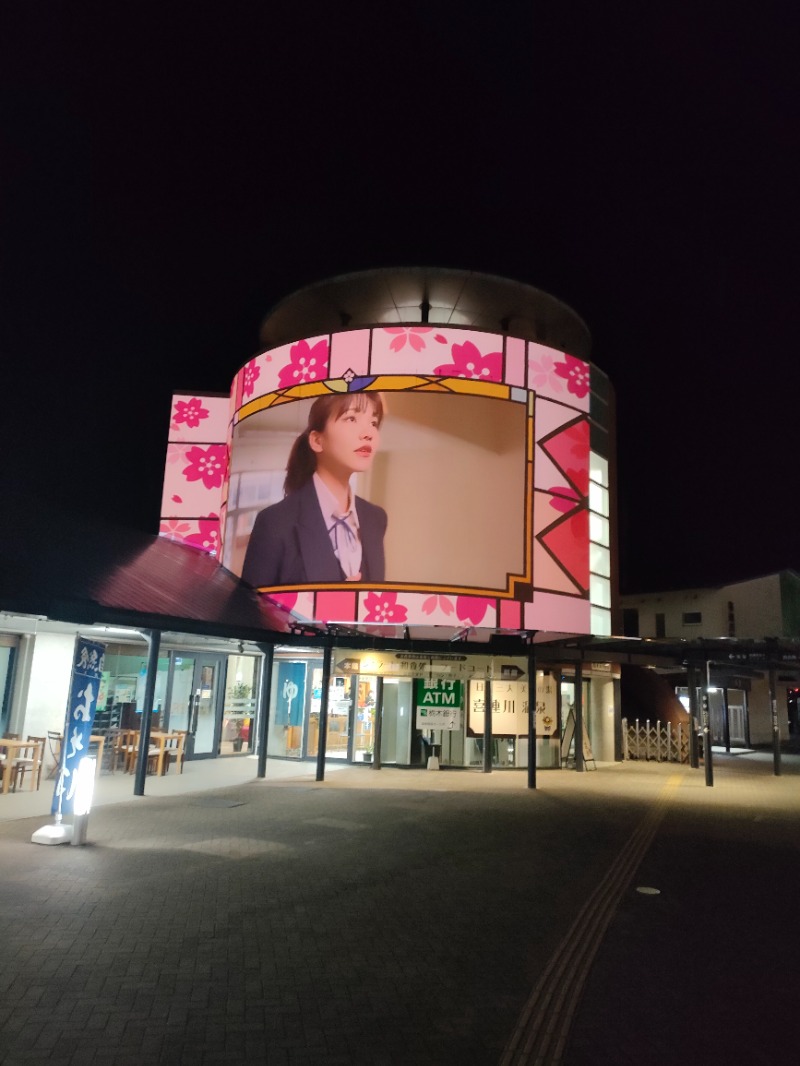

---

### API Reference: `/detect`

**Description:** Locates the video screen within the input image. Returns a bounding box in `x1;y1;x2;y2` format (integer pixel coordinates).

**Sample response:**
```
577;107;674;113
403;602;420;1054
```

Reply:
223;391;527;594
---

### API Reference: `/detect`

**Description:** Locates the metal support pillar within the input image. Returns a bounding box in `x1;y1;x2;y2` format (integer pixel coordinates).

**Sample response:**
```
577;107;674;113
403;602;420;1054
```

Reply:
483;677;493;773
769;668;782;776
256;644;274;779
134;630;161;797
316;643;332;782
574;660;584;772
612;676;623;762
372;675;384;770
702;661;713;787
687;662;699;768
526;651;536;790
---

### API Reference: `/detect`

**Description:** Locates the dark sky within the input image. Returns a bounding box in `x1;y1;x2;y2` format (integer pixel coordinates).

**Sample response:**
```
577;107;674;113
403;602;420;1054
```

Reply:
2;1;798;596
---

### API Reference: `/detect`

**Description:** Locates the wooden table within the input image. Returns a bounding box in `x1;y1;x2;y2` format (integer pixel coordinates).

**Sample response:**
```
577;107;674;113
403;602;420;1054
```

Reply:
53;735;106;778
148;731;186;776
0;739;44;795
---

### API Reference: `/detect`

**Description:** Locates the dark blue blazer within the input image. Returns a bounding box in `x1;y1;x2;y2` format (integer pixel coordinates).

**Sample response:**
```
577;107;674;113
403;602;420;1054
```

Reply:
241;479;387;588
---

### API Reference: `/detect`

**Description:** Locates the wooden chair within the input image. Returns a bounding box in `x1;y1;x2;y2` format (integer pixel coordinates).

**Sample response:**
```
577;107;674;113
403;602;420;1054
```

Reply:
119;730;159;775
102;728;124;773
163;732;187;775
13;739;44;792
46;731;63;779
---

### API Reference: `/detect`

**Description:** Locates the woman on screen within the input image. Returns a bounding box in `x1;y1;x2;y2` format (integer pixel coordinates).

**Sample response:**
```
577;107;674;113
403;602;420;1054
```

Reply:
241;392;386;588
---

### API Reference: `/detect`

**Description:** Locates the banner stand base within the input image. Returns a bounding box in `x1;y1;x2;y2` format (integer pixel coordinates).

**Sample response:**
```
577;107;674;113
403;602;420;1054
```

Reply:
32;822;73;846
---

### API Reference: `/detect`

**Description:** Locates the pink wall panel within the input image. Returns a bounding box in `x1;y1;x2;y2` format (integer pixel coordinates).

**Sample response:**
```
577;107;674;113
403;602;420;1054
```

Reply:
505;336;526;387
329;330;371;379
524;592;589;633
528;343;591;411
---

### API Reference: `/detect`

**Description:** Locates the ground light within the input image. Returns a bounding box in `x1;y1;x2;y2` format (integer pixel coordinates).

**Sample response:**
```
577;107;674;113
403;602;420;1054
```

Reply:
31;755;96;846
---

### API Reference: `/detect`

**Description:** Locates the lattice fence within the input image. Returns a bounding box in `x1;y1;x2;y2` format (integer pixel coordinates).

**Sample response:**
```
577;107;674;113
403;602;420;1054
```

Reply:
622;718;691;764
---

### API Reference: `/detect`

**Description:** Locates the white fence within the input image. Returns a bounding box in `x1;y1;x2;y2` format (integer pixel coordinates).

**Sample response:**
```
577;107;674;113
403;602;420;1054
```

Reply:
622;718;691;764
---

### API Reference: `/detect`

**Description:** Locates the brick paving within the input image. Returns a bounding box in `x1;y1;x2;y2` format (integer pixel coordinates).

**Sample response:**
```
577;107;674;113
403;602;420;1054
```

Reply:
1;752;798;1065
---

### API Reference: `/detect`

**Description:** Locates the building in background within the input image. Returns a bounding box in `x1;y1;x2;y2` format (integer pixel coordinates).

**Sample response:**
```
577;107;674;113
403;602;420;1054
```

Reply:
3;268;625;778
621;571;800;744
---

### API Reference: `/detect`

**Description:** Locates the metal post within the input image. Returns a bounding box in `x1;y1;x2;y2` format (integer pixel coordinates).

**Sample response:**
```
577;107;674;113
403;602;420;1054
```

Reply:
702;661;713;787
256;644;274;779
769;668;782;776
372;675;384;770
574;660;584;772
687;662;699;768
722;688;731;753
134;630;161;797
612;676;623;762
316;643;332;782
527;651;537;789
483;676;493;773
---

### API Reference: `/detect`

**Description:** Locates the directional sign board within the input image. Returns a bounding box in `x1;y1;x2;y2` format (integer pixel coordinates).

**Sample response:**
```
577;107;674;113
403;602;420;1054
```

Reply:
331;648;527;681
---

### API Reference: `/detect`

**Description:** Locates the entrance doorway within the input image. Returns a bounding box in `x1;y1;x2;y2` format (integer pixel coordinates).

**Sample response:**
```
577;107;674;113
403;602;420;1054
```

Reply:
167;653;226;759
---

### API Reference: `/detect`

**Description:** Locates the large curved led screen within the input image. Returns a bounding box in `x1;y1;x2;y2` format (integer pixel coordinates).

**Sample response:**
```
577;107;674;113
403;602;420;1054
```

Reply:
160;324;612;633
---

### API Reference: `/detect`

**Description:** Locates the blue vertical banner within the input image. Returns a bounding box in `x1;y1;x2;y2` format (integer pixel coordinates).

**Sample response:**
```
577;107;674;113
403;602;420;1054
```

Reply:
276;662;306;726
51;638;106;815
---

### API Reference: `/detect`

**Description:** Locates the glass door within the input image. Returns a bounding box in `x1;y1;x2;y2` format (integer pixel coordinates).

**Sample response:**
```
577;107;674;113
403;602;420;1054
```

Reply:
166;653;226;759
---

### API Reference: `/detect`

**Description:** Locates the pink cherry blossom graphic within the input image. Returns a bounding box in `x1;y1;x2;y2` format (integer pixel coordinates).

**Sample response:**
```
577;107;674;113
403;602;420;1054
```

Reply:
422;595;454;616
172;397;209;428
277;339;329;387
242;358;261;398
182;444;228;489
383;326;433;352
554;354;590;398
455;596;494;626
171;494;183;504
434;340;502;382
363;591;408;624
267;592;299;611
159;520;192;539
184;517;220;555
548;486;581;513
529;351;564;393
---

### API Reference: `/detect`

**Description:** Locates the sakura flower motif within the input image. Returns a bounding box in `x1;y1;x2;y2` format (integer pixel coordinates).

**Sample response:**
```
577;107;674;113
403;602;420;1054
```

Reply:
554;354;591;398
182;445;228;489
277;339;329;387
529;351;564;393
455;596;494;626
383;326;433;353
548;486;580;513
241;359;261;398
422;595;455;616
267;592;298;611
363;591;408;624
159;520;192;539
172;397;209;428
185;517;220;555
171;494;183;504
342;368;356;383
434;341;502;382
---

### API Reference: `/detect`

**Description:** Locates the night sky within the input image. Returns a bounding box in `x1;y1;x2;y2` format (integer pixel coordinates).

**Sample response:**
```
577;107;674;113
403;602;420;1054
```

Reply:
3;2;798;596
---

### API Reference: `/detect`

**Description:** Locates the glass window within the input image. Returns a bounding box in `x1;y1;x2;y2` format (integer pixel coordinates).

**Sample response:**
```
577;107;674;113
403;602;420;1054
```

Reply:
591;606;612;635
589;452;608;487
590;542;610;577
590;574;611;609
589;482;609;517
589;513;609;546
221;654;258;754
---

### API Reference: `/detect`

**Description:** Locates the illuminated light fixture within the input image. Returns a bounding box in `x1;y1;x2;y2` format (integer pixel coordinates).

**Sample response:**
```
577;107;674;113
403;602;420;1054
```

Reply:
31;755;96;847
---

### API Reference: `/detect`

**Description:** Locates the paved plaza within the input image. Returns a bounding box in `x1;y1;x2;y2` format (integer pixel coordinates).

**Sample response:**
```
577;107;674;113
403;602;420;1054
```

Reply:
1;752;798;1064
